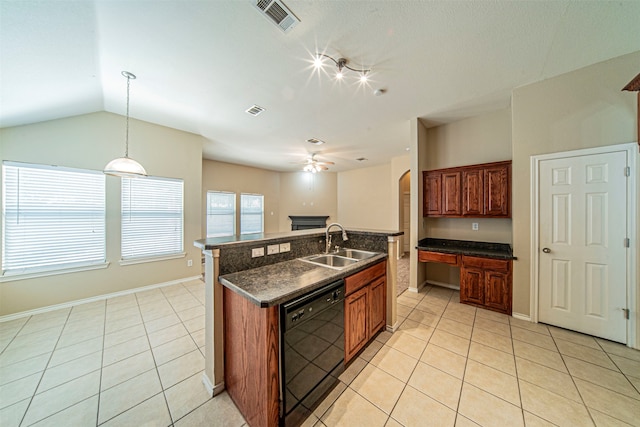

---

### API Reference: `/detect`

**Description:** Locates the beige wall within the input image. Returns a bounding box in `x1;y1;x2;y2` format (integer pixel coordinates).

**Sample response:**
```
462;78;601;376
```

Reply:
0;112;204;315
202;160;281;234
279;172;337;231
422;108;513;286
411;119;429;290
337;163;393;230
511;51;640;317
201;163;338;234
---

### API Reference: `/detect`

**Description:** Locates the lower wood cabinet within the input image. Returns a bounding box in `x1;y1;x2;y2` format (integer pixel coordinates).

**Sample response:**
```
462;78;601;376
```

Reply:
460;255;512;315
344;260;386;363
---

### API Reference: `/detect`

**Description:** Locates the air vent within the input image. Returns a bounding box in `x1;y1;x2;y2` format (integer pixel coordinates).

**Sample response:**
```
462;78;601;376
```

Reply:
306;138;325;145
252;0;300;33
245;105;265;116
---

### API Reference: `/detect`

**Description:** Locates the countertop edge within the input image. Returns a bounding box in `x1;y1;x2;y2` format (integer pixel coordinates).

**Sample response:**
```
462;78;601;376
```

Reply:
219;253;388;307
195;228;403;250
416;238;515;260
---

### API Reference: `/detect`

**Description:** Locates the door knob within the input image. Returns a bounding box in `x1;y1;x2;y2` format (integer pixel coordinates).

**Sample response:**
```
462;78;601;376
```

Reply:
542;248;551;254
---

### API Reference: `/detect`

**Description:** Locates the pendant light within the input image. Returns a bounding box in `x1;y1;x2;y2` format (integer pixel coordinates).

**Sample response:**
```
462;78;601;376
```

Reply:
104;71;147;177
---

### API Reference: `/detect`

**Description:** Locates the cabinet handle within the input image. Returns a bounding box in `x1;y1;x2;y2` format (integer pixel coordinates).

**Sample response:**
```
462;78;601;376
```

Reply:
542;248;551;254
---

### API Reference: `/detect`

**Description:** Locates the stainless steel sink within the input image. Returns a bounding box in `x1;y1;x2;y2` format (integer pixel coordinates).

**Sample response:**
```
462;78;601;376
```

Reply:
299;254;359;269
334;248;377;260
299;249;378;270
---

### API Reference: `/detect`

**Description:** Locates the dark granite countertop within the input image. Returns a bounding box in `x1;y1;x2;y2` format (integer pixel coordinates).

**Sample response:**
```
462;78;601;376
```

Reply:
219;253;387;308
417;238;515;260
194;228;403;251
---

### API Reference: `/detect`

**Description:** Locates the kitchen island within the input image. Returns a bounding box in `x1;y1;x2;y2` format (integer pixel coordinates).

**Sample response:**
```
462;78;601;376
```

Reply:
194;228;402;427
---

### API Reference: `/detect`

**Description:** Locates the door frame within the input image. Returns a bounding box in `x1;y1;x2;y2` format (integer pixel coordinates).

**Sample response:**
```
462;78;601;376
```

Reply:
530;142;638;348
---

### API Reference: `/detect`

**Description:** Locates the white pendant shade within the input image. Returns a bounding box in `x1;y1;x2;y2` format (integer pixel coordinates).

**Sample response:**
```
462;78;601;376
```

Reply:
104;71;147;178
103;157;147;178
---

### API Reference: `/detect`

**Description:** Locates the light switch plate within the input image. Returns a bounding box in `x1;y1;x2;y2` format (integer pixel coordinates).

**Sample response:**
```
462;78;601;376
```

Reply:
267;244;280;255
279;242;291;253
252;247;265;258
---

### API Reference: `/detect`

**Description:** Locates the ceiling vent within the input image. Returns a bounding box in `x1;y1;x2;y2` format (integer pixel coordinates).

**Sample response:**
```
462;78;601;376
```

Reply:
245;105;265;116
252;0;300;33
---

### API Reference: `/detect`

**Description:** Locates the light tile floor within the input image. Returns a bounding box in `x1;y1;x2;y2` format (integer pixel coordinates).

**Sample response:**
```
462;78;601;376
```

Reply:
1;281;639;427
0;279;245;427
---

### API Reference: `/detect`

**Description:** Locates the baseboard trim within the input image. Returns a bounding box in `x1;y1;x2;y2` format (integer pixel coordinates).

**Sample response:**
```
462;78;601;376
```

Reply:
202;373;215;397
386;321;400;333
202;373;225;397
512;312;532;322
426;280;460;291
0;275;203;323
407;280;428;293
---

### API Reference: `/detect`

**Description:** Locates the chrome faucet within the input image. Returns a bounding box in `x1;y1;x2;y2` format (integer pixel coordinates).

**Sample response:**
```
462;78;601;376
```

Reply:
325;223;348;253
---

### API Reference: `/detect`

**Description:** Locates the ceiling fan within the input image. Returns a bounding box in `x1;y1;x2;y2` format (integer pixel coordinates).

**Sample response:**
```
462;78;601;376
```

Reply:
297;153;335;173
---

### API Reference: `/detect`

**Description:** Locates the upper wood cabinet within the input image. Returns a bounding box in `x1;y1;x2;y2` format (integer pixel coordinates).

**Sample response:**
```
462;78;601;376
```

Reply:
484;163;510;217
442;171;462;215
423;171;442;216
424;160;511;218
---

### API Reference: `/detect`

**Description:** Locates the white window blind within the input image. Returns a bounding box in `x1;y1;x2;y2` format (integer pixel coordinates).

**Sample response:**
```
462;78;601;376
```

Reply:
206;191;235;237
240;193;264;234
2;161;106;276
121;176;184;260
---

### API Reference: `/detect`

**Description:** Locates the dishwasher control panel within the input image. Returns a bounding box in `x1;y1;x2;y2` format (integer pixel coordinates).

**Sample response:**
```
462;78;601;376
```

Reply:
281;281;344;331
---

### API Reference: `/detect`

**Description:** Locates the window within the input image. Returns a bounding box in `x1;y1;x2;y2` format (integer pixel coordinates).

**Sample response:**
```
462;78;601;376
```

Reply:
206;191;236;237
2;161;106;277
240;193;264;234
121;176;184;260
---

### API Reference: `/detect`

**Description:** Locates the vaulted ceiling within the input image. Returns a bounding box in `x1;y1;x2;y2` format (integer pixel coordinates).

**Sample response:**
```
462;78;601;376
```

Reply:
1;1;639;172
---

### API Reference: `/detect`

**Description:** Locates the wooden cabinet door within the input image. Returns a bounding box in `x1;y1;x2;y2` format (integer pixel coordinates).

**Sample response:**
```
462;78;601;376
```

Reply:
484;270;511;314
368;276;386;337
442;171;461;215
423;171;442;216
460;267;484;305
462;169;484;216
344;286;368;363
484;165;510;217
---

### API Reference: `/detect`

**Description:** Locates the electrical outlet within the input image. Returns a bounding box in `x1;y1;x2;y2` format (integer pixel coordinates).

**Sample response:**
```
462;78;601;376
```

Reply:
279;242;291;253
472;222;479;231
251;247;265;258
267;244;280;255
187;259;193;267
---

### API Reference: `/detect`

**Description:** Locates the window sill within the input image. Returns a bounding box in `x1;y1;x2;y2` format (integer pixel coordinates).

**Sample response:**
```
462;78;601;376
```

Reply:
119;252;186;266
1;262;110;282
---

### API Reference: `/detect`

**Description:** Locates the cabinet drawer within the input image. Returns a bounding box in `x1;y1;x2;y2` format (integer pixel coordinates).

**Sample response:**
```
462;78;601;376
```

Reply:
462;256;510;272
345;261;386;295
418;250;459;266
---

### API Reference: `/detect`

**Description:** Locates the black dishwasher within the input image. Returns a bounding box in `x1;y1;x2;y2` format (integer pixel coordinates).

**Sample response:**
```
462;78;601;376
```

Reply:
280;280;345;426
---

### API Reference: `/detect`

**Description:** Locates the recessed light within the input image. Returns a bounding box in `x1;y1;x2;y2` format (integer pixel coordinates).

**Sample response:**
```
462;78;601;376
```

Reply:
245;105;265;116
307;138;325;145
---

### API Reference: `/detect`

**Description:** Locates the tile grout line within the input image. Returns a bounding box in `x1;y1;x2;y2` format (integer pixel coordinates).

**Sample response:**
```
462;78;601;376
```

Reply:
17;307;76;427
451;290;475;427
140;285;176;426
95;300;108;427
547;328;598;427
509;314;528;427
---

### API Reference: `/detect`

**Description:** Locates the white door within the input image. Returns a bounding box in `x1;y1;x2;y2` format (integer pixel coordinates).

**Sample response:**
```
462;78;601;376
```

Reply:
539;151;628;343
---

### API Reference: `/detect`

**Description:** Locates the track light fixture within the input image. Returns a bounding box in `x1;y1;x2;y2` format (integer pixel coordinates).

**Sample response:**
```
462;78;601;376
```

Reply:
313;53;371;83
